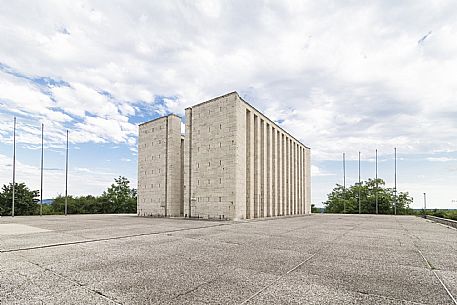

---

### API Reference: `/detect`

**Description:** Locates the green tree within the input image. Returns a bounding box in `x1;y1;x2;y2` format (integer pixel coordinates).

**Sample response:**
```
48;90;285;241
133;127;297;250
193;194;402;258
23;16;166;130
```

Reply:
99;176;137;213
48;177;137;215
323;178;412;214
311;204;320;213
0;182;40;216
50;195;100;215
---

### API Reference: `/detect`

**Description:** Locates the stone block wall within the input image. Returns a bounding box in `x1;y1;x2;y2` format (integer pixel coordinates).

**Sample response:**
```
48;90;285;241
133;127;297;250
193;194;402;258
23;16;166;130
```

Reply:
139;92;311;220
184;93;238;219
137;114;183;216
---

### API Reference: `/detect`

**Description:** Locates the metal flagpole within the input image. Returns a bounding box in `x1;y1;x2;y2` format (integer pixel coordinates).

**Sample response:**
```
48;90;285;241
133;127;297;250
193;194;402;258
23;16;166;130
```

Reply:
65;130;68;216
375;149;378;214
394;147;397;215
40;123;44;216
343;153;346;189
343;152;346;213
358;151;361;214
423;192;427;216
12;117;16;217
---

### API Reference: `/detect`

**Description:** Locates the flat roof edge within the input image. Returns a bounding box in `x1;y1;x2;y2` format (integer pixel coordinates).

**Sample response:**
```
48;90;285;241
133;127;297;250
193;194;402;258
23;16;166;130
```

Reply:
237;95;311;149
174;91;310;149
139;113;182;126
185;91;238;110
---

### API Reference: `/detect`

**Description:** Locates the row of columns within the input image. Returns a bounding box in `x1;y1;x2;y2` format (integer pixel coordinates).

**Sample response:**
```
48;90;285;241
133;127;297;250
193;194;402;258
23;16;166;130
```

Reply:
246;109;307;219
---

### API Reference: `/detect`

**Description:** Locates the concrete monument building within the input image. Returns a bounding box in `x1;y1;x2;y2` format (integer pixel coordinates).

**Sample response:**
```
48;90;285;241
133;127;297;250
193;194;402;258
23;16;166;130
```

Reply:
137;115;183;217
138;92;311;220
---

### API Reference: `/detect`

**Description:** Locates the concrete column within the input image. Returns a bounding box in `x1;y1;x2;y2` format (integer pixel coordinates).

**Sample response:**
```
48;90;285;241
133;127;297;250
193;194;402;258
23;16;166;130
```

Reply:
301;147;305;214
285;136;290;215
289;138;294;215
290;139;293;215
260;119;265;218
295;143;298;214
298;146;303;214
297;146;300;215
305;148;311;214
266;124;271;217
249;113;257;219
265;122;268;217
276;130;280;216
280;133;284;215
283;135;289;215
271;126;277;216
289;140;292;215
269;125;273;217
291;139;297;215
165;115;183;217
294;142;297;214
276;132;280;216
296;145;300;215
292;142;295;215
285;137;289;215
245;110;251;219
184;109;193;218
291;139;294;215
281;134;284;216
292;141;296;215
302;147;305;214
254;115;259;218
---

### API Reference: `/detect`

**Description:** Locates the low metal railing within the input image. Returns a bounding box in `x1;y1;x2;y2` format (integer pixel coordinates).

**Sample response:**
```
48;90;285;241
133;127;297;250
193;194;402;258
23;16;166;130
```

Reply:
425;215;457;229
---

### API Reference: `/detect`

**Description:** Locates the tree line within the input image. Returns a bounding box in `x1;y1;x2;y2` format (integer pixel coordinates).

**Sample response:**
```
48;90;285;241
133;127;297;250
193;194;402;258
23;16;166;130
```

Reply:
0;176;136;216
323;178;457;219
323;178;412;214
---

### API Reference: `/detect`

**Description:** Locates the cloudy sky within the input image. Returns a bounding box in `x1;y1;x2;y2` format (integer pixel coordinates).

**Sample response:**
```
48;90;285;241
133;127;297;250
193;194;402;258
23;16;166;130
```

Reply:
1;1;456;209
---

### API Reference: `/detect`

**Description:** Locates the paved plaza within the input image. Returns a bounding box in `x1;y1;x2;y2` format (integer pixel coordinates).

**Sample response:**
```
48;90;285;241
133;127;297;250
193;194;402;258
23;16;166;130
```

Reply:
1;214;456;304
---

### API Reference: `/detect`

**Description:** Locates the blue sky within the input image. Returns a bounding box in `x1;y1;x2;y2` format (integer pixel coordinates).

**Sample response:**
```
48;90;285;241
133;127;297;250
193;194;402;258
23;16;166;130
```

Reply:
0;1;456;209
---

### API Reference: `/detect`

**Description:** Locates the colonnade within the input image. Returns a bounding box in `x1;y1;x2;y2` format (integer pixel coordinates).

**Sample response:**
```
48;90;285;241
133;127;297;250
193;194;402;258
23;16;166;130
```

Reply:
245;109;308;218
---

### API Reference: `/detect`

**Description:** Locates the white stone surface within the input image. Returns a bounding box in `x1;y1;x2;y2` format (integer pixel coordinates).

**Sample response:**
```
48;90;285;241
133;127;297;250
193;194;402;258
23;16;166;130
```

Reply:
138;114;183;217
139;92;311;220
0;224;50;235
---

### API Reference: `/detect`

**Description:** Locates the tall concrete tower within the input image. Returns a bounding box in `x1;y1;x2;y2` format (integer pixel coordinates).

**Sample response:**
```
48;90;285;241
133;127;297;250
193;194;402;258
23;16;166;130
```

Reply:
137;114;183;216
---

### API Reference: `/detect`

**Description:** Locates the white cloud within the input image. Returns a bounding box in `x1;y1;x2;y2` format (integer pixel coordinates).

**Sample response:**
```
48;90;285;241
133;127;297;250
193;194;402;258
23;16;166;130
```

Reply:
426;157;457;162
52;82;119;118
311;165;335;177
0;153;133;199
73;116;136;144
1;1;457;205
0;72;71;123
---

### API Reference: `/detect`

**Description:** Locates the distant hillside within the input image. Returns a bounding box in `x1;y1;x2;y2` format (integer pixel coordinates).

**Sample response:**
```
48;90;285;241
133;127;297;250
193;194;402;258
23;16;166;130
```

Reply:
38;199;54;205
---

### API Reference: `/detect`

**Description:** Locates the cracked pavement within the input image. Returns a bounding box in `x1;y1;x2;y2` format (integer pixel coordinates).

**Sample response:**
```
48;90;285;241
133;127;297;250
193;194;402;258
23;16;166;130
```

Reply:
1;214;456;304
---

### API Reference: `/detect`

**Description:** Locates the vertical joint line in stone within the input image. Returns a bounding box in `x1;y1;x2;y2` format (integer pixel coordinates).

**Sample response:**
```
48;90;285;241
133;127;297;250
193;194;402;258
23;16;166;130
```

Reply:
164;117;169;217
188;109;193;218
245;109;251;219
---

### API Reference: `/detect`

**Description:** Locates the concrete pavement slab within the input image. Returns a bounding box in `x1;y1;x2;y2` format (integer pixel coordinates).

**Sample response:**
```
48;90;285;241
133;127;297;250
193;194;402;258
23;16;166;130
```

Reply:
1;214;456;305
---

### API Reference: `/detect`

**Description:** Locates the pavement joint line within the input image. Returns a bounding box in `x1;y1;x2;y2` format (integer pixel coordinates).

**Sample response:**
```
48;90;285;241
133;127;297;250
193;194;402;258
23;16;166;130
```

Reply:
16;252;123;305
237;222;363;305
0;222;237;253
169;277;220;300
237;252;320;305
397;218;457;305
172;234;244;246
353;290;429;305
0;216;312;253
432;269;457;305
0;217;301;253
3;215;454;304
416;247;457;305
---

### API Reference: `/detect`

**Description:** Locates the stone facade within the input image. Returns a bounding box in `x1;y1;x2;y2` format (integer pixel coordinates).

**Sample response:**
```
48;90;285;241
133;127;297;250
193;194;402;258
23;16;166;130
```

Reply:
137;114;183;216
138;92;311;220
